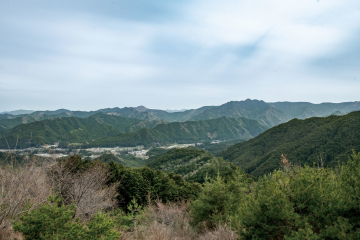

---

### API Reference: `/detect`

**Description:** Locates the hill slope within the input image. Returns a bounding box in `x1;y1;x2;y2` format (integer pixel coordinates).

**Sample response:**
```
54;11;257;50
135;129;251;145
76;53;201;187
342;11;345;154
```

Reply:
271;101;360;119
146;147;213;175
191;99;291;127
0;113;164;148
3;100;360;129
88;116;268;148
218;111;360;177
146;147;241;183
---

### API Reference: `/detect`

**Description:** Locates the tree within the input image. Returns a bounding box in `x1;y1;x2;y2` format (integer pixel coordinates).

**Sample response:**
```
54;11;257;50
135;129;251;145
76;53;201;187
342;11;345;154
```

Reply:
0;158;49;231
47;156;118;218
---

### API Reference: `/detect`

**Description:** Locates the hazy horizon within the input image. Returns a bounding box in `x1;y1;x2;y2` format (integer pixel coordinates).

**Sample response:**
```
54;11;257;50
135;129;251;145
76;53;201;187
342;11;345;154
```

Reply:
2;99;360;113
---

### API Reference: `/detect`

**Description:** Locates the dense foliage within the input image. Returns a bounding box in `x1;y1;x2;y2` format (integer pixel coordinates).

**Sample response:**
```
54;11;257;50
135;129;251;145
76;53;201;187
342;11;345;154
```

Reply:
107;161;201;210
94;153;150;168
219;111;360;176
145;147;241;184
146;147;212;174
87;116;266;148
185;157;244;184
7;149;360;239
191;151;360;239
196;138;247;155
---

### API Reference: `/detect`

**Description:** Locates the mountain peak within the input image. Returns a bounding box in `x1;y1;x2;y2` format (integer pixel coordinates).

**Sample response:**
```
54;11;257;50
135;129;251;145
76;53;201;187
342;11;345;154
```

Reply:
134;106;148;112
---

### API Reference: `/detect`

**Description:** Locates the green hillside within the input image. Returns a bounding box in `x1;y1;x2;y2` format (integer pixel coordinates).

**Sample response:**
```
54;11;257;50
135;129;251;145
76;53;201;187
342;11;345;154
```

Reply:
196;138;247;155
190;99;291;127
0;112;99;134
94;153;151;168
218;111;360;177
0;113;164;148
271;101;360;119
88;116;267;148
0;114;78;134
3;100;359;130
147;148;213;175
146;147;240;183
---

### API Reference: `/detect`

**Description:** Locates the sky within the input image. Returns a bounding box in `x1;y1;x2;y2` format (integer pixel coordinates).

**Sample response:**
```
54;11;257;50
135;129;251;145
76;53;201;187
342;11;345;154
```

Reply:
1;0;360;112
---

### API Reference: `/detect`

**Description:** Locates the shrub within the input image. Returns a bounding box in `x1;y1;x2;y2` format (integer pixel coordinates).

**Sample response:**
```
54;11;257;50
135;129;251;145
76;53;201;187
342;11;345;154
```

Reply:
0;157;50;231
190;170;252;228
13;190;121;240
235;152;360;239
48;155;118;218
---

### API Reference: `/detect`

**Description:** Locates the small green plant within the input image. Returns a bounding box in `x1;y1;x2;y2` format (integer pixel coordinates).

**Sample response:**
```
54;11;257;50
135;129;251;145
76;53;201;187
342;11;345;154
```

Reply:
111;197;145;231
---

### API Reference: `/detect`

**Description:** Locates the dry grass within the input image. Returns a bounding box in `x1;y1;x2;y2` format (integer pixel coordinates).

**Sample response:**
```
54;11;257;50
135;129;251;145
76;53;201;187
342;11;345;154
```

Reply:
199;224;238;240
0;226;23;240
121;200;239;240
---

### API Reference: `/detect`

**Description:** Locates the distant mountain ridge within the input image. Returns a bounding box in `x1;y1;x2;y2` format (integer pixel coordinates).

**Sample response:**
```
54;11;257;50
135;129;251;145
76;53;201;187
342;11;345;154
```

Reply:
190;99;291;127
0;113;266;149
3;100;360;127
0;99;289;129
2;99;360;147
0;113;165;148
0;110;35;115
270;101;360;119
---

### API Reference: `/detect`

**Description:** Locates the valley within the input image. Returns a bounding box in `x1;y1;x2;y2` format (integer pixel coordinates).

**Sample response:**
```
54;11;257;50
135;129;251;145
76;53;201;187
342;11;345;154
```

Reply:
2;99;360;169
2;100;360;240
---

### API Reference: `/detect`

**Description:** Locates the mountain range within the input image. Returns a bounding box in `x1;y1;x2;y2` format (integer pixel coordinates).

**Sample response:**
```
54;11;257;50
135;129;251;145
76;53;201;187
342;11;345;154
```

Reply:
1;99;360;150
0;113;165;148
3;99;360;130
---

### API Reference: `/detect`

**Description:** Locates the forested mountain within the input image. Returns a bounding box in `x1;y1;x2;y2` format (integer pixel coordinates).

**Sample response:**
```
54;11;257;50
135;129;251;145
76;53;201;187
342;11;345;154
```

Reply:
0;113;92;134
271;101;360;119
0;99;290;127
3;100;360;150
190;99;291;127
3;100;360;130
0;113;164;148
147;148;213;175
95;105;217;122
0;110;34;115
87;116;267;148
0;105;213;125
218;110;360;177
146;147;241;184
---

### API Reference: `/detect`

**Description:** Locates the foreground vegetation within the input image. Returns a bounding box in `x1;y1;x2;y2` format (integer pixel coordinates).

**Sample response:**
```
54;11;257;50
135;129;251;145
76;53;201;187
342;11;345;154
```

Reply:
1;149;360;239
192;151;360;238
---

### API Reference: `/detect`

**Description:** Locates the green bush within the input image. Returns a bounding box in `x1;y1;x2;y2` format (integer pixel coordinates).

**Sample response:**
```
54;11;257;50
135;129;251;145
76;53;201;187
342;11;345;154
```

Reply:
190;170;252;228
191;151;360;239
108;162;201;210
13;190;121;240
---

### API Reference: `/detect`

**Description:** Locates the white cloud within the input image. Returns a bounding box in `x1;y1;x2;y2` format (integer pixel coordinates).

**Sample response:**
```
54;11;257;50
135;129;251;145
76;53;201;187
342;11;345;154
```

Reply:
1;0;360;111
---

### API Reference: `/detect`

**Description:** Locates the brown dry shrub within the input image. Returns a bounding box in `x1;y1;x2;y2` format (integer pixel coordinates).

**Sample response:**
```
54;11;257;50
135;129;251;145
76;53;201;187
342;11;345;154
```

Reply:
121;200;239;240
122;200;197;240
0;157;50;239
198;224;238;240
47;159;118;219
0;226;23;240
